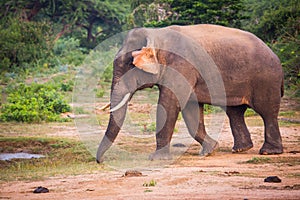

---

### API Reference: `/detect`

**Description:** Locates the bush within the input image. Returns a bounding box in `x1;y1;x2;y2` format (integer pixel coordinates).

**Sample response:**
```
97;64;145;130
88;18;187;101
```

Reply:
101;64;113;83
272;35;300;97
0;83;71;122
0;17;53;73
53;37;86;66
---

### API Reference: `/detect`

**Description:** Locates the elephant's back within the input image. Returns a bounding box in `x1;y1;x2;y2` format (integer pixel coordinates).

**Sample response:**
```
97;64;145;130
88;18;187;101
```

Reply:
168;24;283;106
170;24;282;78
170;24;250;39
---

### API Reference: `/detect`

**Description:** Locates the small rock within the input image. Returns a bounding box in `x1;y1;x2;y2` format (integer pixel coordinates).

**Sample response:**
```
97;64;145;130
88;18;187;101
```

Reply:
124;170;143;177
33;186;49;193
264;176;282;183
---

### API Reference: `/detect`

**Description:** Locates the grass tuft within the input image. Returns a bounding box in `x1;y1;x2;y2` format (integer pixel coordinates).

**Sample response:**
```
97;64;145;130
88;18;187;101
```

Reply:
143;179;157;187
245;157;271;164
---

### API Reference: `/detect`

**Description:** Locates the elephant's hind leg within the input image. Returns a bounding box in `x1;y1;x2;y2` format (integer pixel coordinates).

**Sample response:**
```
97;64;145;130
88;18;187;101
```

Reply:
226;105;253;153
252;99;283;154
182;102;218;156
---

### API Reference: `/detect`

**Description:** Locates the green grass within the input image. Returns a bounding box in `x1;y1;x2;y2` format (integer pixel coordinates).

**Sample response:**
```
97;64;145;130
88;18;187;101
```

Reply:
279;111;297;117
244;156;300;166
245;157;271;164
143;179;157;187
0;137;103;182
244;108;258;117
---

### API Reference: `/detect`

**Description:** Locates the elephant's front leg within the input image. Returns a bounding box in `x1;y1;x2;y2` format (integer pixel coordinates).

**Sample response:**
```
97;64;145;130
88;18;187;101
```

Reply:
149;87;180;160
182;102;218;156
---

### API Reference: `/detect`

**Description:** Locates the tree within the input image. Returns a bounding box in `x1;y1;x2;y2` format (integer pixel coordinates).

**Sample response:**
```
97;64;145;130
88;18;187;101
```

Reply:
127;0;173;28
129;0;246;28
169;0;246;27
0;0;130;48
72;0;130;48
243;0;299;41
243;0;299;96
0;16;53;71
0;0;131;73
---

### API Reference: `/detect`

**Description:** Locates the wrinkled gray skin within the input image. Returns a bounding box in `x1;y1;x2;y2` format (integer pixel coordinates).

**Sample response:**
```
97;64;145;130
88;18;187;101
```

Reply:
96;24;284;163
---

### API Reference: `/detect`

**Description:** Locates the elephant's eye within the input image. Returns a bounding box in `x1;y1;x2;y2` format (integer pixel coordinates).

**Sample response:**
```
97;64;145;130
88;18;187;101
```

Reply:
147;53;154;58
145;51;154;58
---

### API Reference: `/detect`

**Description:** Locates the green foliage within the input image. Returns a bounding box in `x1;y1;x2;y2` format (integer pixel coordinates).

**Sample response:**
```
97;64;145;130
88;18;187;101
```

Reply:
0;83;71;122
243;0;300;96
243;0;299;41
272;35;300;96
101;65;113;83
245;157;271;164
204;105;223;114
127;1;173;28
129;0;246;28
60;80;74;92
167;0;246;27
0;0;131;45
0;17;53;73
53;37;85;66
0;0;131;69
55;0;131;48
244;108;257;117
142;122;156;132
96;88;105;98
143;179;157;187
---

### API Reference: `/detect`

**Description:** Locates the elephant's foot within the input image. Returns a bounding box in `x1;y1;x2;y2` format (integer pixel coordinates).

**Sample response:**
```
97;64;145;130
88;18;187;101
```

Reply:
259;142;283;155
199;140;219;156
149;148;172;161
232;143;253;153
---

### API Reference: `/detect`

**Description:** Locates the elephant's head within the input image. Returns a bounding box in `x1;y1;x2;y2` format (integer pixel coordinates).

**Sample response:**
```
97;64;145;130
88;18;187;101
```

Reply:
96;28;165;163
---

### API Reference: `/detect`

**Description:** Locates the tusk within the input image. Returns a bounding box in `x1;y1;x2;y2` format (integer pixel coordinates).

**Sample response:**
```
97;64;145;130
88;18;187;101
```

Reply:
110;93;131;112
98;102;111;111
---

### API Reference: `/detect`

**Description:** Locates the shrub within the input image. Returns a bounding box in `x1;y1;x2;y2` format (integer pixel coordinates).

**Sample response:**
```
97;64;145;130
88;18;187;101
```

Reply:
204;104;223;114
60;80;74;92
272;35;300;97
143;179;157;187
53;37;86;66
101;65;113;83
0;83;71;122
0;17;53;73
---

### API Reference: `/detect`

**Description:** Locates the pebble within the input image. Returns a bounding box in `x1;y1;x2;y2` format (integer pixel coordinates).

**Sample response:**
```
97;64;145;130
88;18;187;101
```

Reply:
264;176;282;183
33;186;49;193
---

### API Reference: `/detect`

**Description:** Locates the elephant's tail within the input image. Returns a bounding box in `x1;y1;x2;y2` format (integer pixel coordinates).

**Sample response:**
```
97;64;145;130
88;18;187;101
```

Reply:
281;76;284;97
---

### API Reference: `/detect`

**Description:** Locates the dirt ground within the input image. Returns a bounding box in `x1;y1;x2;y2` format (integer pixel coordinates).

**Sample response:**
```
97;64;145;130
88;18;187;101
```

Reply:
1;101;300;199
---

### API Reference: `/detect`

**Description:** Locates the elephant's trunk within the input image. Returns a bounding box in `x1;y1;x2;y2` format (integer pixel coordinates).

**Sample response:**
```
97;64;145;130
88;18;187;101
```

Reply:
96;60;132;163
96;91;129;163
96;50;157;163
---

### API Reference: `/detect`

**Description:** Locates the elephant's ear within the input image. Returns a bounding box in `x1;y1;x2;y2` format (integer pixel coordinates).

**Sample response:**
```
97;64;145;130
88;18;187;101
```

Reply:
132;47;159;74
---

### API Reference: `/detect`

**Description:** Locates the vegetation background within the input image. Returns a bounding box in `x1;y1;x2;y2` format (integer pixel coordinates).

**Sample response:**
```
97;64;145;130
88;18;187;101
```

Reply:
0;0;299;122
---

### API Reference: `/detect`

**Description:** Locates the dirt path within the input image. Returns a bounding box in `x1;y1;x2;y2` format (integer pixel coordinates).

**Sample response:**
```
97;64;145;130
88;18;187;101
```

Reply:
1;122;299;199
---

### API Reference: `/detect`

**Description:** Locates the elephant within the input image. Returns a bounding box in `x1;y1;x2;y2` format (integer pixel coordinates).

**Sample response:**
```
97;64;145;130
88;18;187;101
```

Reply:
96;24;284;163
